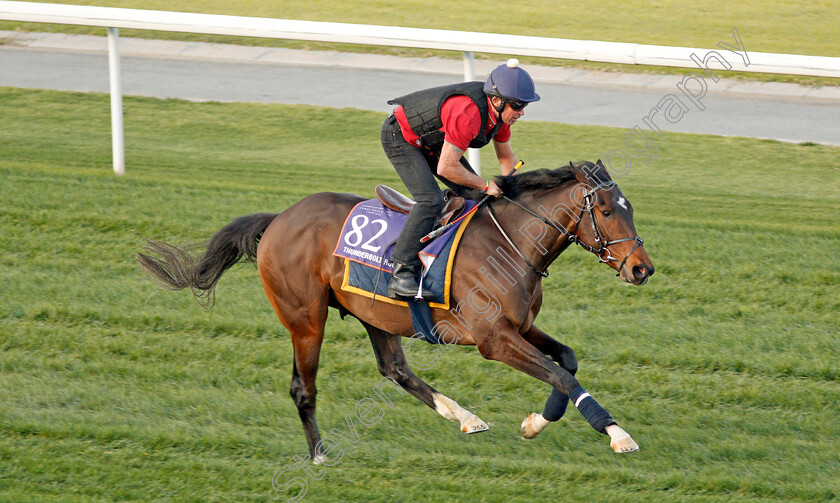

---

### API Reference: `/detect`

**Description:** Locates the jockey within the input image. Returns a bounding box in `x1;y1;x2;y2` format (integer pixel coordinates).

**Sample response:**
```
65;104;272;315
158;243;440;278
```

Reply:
381;58;540;299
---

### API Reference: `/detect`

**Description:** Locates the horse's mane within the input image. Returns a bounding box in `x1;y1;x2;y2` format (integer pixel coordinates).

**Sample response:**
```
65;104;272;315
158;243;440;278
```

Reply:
496;160;613;199
453;161;612;200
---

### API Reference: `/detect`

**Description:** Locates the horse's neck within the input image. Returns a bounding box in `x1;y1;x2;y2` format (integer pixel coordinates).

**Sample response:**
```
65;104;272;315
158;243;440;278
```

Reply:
528;186;580;263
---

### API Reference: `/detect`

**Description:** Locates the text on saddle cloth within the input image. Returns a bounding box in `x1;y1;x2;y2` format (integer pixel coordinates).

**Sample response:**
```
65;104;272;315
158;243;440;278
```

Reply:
332;198;477;310
333;198;476;273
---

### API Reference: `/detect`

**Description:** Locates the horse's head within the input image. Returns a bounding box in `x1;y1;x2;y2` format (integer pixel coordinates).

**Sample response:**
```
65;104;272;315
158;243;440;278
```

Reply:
569;161;654;285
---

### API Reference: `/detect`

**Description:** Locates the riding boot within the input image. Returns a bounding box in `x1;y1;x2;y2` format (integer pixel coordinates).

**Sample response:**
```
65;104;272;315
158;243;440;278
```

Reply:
387;263;435;300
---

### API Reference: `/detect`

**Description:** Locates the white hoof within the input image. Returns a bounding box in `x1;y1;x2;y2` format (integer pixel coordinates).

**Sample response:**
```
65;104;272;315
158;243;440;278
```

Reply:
606;424;639;453
521;412;550;439
433;393;487;434
460;415;489;434
312;453;328;465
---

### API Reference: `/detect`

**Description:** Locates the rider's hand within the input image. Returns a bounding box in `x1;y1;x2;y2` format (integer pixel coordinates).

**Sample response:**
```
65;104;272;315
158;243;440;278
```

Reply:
485;180;502;197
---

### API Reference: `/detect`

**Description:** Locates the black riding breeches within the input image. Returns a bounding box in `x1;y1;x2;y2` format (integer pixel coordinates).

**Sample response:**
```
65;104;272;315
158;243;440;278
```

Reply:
380;115;475;267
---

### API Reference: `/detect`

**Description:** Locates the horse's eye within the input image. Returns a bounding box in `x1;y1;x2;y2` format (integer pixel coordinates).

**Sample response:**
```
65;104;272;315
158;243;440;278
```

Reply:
602;210;612;218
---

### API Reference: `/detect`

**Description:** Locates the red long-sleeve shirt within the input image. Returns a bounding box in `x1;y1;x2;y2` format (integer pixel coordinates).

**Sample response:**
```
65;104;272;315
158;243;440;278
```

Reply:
393;95;511;151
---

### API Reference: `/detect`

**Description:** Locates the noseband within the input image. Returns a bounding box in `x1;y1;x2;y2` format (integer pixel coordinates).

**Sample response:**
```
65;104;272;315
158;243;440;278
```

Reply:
486;185;644;278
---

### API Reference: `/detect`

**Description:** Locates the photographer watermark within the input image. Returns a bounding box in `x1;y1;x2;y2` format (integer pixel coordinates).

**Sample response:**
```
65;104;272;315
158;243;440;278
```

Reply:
596;27;749;182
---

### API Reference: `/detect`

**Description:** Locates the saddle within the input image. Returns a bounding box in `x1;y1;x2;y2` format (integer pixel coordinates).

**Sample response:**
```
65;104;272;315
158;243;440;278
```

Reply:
375;185;465;227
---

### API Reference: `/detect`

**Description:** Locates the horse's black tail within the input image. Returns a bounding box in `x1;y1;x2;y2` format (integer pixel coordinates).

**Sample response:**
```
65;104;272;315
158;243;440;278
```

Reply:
136;212;277;308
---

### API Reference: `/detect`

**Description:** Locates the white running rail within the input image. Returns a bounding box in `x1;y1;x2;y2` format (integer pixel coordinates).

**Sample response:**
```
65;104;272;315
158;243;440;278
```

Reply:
2;1;838;174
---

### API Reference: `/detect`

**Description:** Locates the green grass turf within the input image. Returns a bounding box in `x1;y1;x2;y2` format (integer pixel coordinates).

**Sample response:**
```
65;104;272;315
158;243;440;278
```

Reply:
0;87;838;502
1;1;838;86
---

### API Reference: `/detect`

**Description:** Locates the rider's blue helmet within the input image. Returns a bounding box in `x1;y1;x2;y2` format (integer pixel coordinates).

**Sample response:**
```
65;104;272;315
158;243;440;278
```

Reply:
483;59;540;103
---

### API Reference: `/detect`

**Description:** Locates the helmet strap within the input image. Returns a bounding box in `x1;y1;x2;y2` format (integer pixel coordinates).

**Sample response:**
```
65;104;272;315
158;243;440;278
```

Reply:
491;96;506;120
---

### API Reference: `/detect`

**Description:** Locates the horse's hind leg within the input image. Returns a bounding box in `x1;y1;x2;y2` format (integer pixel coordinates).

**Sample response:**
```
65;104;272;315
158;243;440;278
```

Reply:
362;322;488;434
261;279;329;461
288;328;325;462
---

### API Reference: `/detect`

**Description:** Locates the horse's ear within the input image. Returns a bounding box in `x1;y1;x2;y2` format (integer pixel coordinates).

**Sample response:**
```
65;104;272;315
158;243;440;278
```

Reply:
594;159;613;181
570;161;590;185
595;159;609;173
571;160;611;186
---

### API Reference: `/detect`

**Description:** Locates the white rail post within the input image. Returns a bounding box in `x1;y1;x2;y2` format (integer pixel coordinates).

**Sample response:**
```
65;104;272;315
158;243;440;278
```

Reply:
107;27;125;175
462;51;480;175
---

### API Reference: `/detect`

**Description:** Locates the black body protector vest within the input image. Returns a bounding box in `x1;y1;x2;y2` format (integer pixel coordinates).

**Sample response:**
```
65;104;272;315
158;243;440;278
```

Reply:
387;81;502;151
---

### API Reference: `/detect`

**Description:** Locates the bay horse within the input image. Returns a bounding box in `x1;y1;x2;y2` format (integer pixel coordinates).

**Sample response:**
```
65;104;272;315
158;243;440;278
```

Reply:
136;160;654;458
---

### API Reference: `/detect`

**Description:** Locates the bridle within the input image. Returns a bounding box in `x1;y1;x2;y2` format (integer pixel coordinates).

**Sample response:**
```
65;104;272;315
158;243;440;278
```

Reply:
486;184;644;278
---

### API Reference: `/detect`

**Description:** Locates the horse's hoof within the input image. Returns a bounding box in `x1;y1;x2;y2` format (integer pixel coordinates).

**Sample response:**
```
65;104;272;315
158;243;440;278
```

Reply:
521;412;549;439
610;435;639;453
606;424;639;453
312;454;328;465
461;415;489;434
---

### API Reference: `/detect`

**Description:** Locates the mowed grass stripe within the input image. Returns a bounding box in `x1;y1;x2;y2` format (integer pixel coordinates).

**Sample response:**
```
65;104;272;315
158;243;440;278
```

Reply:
1;329;837;502
1;88;838;502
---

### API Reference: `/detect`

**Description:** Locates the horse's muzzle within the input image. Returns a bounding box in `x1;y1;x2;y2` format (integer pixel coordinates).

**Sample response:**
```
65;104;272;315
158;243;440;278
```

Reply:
621;263;654;285
631;264;654;285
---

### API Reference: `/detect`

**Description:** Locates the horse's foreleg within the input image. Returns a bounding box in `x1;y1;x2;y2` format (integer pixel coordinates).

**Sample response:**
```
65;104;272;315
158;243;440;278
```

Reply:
520;325;577;439
522;324;578;375
478;319;637;453
363;323;488;434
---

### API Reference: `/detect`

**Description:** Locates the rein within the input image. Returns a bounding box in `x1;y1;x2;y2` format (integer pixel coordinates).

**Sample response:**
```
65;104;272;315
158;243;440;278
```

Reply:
485;187;644;278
